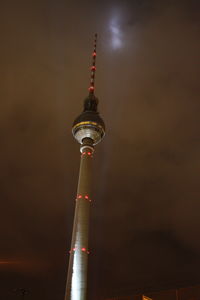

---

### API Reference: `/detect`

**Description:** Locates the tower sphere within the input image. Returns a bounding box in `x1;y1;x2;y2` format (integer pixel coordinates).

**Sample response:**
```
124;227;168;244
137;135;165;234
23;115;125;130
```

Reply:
72;95;105;145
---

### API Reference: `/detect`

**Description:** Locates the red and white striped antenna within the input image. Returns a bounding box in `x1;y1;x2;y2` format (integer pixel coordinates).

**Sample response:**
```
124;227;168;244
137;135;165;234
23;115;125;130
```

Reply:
88;33;97;96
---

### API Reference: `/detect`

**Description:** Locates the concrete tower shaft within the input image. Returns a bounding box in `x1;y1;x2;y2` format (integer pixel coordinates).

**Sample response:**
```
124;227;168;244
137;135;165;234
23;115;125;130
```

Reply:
65;140;94;300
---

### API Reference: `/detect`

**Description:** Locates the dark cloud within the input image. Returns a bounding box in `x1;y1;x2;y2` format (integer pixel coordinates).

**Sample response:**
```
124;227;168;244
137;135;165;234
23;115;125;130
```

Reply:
0;0;200;299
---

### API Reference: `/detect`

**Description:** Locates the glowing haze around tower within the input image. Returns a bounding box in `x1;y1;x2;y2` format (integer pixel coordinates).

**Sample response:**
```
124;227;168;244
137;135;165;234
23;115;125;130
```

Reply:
64;34;105;300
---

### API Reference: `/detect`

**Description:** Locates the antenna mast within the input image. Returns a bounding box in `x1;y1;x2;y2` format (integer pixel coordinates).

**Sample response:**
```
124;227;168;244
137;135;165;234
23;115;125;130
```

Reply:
88;33;97;96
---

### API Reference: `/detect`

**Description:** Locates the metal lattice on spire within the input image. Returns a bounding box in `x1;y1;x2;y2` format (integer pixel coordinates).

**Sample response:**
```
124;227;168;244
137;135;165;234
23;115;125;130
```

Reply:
88;33;97;96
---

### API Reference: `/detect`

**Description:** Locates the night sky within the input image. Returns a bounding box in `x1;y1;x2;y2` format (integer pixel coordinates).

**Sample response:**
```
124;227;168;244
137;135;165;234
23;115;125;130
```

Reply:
1;0;200;299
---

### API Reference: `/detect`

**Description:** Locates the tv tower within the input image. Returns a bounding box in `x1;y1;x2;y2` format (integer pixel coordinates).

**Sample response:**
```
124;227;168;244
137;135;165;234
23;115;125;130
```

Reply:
64;34;105;300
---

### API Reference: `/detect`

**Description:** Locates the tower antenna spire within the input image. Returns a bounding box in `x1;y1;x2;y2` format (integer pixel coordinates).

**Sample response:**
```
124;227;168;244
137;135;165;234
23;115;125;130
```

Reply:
88;33;97;96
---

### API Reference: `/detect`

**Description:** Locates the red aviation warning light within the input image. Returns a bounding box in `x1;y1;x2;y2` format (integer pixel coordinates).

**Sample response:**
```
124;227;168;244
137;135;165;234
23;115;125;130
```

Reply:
88;86;94;91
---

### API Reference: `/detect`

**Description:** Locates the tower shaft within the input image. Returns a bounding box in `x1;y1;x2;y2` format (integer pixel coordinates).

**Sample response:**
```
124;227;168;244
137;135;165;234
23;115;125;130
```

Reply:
65;140;94;300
